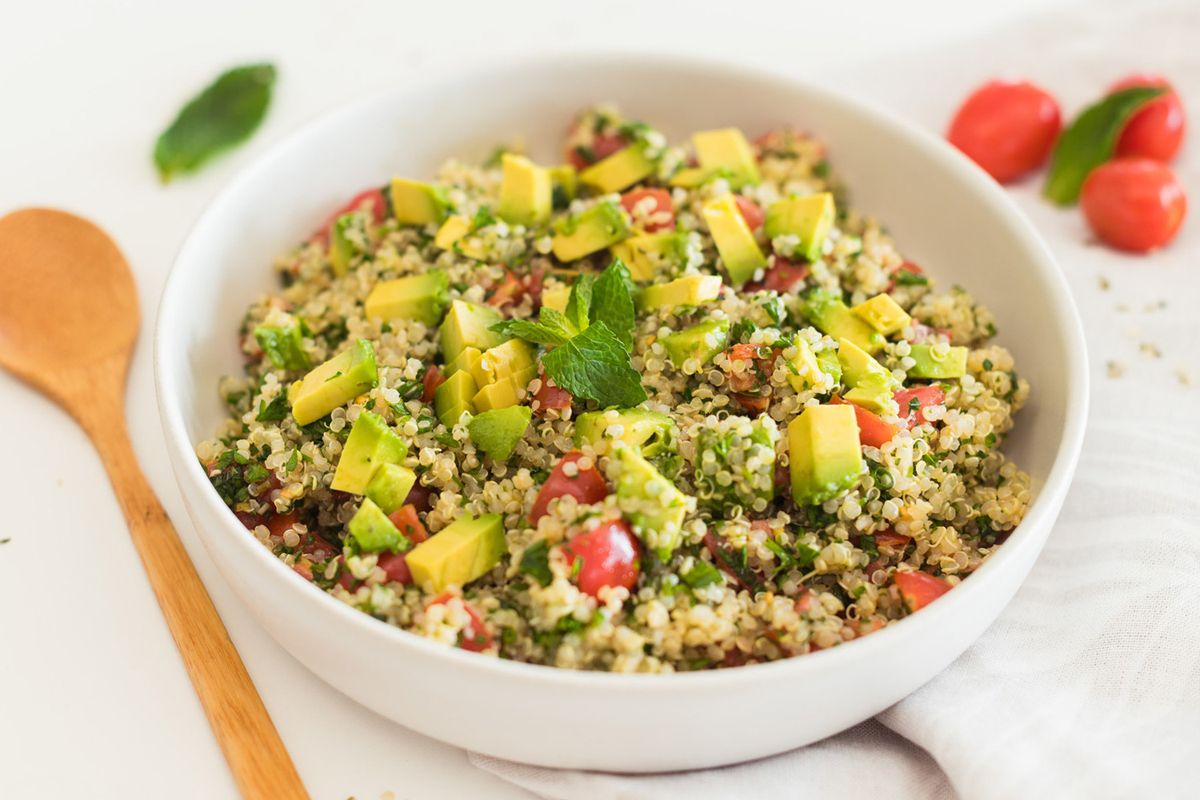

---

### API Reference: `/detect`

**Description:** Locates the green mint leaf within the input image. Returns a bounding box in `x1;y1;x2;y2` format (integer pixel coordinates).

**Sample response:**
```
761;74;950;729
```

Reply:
564;273;594;333
518;539;553;587
490;319;571;346
253;324;310;371
1043;85;1166;205
538;307;580;339
682;560;722;589
541;321;646;407
590;259;636;351
154;63;276;183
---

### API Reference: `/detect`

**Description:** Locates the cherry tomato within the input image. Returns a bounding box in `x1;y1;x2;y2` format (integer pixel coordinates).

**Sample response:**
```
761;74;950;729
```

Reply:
266;511;299;539
747;257;809;293
733;195;765;231
885;260;925;292
893;572;951;612
1110;74;1186;162
946;79;1061;183
487;270;525;308
563;519;641;597
874;529;912;550
831;396;897;449
532;373;572;416
421;364;444;403
620;188;675;232
893;385;945;429
376;551;413;585
1080;158;1187;253
530;451;609;523
387;505;429;544
312;187;387;247
427;592;493;652
566;131;629;169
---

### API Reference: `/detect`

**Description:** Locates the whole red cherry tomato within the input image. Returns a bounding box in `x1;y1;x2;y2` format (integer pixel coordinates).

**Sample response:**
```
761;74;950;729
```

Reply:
1110;74;1186;162
563;519;641;597
1080;158;1187;253
947;79;1062;183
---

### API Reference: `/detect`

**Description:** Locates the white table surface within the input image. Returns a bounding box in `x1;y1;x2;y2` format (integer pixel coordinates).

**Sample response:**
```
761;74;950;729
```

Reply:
0;0;1112;797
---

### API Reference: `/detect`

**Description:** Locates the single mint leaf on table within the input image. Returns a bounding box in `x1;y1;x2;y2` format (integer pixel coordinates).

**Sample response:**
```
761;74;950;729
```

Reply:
1043;85;1166;205
541;321;647;408
590;259;636;351
154;63;277;183
564;273;594;333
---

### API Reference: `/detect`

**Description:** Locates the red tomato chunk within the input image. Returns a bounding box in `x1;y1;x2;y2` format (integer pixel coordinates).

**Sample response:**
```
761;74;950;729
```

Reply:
564;519;641;597
530;451;608;523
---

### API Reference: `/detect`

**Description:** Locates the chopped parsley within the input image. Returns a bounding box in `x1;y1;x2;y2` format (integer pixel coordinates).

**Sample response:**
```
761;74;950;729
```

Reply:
518;539;552;587
682;560;722;589
255;394;289;422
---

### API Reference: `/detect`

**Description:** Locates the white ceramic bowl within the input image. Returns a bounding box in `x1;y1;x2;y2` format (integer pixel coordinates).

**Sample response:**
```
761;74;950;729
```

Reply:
155;54;1087;771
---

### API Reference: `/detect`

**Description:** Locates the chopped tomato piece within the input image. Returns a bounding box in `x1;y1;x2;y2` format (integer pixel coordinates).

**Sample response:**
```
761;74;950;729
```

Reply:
387;504;429;544
376;551;412;585
564;519;641;597
530;451;608;523
703;531;756;592
234;511;265;530
733;195;765;231
427;592;493;652
885;260;925;292
747;257;809;293
487;270;526;309
312;187;387;247
532;373;572;416
893;385;945;429
620;188;675;232
566;131;629;169
292;560;314;581
894;571;951;612
724;343;780;397
421;364;445;403
831;395;897;448
733;394;770;414
265;511;299;539
522;267;546;307
874;529;912;550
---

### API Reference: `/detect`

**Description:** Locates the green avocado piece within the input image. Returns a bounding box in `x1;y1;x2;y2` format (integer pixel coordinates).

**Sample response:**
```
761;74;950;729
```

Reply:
803;289;885;354
497;153;553;226
468;405;532;461
788;404;863;506
473;366;535;412
551;201;631;262
702;194;767;287
347;498;408;554
694;416;777;514
574;408;677;457
328;212;368;276
550;164;577;209
837;338;900;391
365;463;417;515
578;141;657;194
817;348;842;385
638;274;723;313
364;270;450;327
784;336;824;393
764;193;836;262
438;300;506;363
253;324;309;371
661;319;730;369
330;411;408;494
692;128;760;189
843;384;894;415
907;344;968;379
477;339;535;385
433;369;477;427
609;231;686;281
613;444;695;560
290;339;378;426
405;513;506;592
852;293;912;336
390;178;449;226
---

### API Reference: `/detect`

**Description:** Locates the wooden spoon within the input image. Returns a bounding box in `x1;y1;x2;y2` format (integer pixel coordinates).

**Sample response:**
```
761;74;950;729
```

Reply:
0;208;308;799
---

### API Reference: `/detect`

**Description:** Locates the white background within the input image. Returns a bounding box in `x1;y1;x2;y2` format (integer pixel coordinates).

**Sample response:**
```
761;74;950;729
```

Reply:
3;0;1192;798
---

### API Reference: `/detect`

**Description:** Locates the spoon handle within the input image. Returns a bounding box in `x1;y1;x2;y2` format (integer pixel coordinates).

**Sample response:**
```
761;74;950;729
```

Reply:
83;404;308;799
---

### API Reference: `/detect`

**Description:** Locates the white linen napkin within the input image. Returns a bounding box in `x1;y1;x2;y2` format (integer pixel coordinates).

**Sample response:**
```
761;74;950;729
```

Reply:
472;1;1200;796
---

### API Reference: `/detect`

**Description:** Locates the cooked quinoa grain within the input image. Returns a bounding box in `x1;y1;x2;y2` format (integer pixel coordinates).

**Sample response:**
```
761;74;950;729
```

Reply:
197;107;1032;672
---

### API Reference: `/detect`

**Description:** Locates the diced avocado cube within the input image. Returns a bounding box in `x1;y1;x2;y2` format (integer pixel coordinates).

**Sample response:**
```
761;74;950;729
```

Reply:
405;513;506;592
785;336;824;393
364;270;450;327
852;293;911;336
290;339;378;426
433;369;476;427
661;319;730;368
788;404;863;506
477;339;535;385
472;367;535;412
907;344;968;379
693;416;777;514
843;384;894;415
391;178;449;226
551;201;631;262
328;212;367;276
467;405;532;461
254;324;309;371
702;194;767;287
667;166;712;188
578;141;657;194
434;216;488;261
549;164;577;209
347;498;408;554
330;411;408;494
803;289;885;354
497;154;553;227
438;300;507;363
816;348;842;385
764;193;836;262
692;128;759;189
613;444;695;560
837;338;900;391
365;463;417;515
445;346;483;379
638;274;723;313
610;231;686;281
574;408;677;458
540;284;571;313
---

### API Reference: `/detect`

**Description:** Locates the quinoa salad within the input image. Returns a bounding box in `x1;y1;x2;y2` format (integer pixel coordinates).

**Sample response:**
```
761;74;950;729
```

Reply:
197;106;1032;673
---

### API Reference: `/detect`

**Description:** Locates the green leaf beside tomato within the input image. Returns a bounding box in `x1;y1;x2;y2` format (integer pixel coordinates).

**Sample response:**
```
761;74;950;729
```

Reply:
1042;86;1166;206
154;63;277;183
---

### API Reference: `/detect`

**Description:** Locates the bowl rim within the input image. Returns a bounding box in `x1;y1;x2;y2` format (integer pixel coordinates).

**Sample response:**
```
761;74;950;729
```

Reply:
154;51;1088;692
